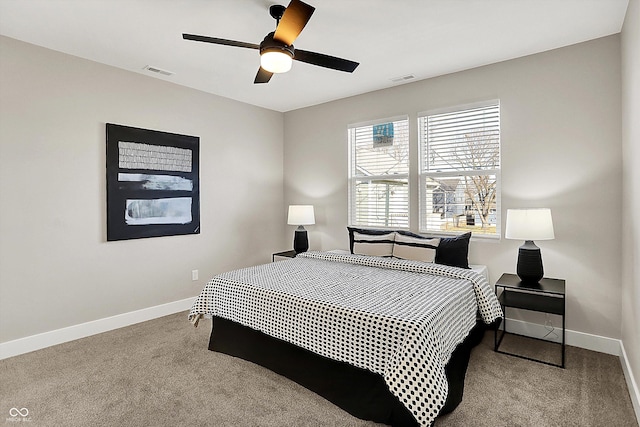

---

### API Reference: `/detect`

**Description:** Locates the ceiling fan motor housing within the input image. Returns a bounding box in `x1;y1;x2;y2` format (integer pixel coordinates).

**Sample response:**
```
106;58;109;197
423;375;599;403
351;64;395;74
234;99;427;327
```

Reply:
260;32;294;59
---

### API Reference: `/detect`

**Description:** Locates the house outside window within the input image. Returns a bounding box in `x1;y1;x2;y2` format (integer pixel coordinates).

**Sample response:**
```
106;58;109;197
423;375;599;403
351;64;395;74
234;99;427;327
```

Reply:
418;101;500;237
348;116;410;228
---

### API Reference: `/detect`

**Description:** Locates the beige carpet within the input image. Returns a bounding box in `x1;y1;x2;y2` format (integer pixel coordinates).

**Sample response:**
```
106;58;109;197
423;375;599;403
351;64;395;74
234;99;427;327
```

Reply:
1;312;637;427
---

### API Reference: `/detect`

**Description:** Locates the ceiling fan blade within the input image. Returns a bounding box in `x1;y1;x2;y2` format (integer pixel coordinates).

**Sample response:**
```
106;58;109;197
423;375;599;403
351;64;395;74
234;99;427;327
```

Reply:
293;49;359;73
182;34;259;50
273;0;315;46
254;67;274;84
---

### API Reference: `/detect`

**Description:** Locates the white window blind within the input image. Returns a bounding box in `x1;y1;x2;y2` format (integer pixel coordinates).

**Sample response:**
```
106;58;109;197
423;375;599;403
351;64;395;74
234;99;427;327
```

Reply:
418;101;500;237
348;117;409;228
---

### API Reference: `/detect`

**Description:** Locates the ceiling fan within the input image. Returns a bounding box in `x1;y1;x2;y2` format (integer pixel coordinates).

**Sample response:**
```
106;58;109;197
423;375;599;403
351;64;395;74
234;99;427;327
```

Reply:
182;0;359;84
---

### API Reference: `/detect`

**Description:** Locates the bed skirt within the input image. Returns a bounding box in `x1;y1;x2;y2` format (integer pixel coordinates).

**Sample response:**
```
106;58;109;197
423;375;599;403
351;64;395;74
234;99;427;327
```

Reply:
209;316;487;426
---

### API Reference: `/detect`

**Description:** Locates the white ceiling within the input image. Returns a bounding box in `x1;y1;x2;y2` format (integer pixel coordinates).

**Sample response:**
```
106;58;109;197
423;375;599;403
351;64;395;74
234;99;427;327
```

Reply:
0;0;629;112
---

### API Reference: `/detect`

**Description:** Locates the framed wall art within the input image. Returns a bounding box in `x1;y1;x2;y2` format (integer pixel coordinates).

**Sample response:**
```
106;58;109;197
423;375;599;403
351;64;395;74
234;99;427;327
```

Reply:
106;123;200;241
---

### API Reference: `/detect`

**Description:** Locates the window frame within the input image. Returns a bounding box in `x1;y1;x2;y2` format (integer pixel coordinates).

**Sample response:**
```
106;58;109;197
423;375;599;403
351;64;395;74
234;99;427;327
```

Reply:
348;115;410;229
417;100;501;238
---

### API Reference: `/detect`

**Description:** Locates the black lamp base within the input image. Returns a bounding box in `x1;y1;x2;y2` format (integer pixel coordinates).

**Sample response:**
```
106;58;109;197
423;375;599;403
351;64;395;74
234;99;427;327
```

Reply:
293;227;309;253
516;240;544;283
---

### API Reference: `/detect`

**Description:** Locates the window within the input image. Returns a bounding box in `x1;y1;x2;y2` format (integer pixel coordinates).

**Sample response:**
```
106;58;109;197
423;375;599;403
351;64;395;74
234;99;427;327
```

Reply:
348;117;410;228
418;101;500;237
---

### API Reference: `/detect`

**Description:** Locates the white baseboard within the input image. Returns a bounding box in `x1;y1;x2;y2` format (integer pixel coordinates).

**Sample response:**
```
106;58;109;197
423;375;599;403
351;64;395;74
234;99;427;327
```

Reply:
503;317;639;425
0;297;196;360
620;341;640;424
502;317;621;355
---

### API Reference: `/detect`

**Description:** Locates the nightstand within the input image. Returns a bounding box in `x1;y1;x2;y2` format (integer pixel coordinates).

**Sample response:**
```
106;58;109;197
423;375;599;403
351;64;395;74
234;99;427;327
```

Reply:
494;273;566;368
272;250;297;262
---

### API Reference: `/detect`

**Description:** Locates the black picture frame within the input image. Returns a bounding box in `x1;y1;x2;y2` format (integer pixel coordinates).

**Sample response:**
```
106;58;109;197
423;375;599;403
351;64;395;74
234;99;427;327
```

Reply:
106;123;200;241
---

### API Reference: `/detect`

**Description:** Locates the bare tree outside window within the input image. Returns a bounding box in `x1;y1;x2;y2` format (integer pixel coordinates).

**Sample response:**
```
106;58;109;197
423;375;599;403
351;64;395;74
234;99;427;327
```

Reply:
420;102;500;236
435;130;499;230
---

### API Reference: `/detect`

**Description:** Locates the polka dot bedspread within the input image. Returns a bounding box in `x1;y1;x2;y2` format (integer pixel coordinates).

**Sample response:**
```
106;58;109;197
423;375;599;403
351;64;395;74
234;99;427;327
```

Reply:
189;251;503;427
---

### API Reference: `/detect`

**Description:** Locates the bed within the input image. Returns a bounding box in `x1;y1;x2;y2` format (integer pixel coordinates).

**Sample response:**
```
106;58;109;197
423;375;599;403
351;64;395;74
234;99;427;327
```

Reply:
189;250;502;427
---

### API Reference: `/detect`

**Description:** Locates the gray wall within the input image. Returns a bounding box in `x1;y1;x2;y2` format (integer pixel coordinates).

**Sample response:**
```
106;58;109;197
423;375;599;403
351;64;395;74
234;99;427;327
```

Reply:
283;35;623;340
0;36;286;343
621;0;640;399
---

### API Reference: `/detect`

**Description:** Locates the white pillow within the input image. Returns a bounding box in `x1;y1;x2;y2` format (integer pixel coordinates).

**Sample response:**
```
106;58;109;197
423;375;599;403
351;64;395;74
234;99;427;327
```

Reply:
392;233;440;262
352;231;395;257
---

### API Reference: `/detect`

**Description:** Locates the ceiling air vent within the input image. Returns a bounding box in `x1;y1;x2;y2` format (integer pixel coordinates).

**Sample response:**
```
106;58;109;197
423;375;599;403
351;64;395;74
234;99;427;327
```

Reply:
143;65;174;76
390;74;415;83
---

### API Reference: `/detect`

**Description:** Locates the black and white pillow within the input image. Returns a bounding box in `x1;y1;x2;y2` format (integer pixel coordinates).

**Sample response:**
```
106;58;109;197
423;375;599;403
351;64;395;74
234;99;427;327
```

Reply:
352;231;395;257
392;232;440;262
348;227;392;253
397;230;471;269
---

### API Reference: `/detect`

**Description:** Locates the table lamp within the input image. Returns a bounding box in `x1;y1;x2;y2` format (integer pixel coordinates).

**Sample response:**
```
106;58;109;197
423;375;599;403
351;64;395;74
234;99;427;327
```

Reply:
505;208;555;283
288;205;315;253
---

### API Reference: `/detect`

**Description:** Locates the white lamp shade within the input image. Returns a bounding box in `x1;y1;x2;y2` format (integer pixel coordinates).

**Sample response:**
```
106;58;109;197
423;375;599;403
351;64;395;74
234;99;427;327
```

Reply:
287;205;315;225
505;208;555;241
260;51;293;73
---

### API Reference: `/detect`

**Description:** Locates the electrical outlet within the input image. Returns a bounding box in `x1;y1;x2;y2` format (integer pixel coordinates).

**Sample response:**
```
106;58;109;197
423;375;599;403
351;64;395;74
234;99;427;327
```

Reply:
191;270;198;281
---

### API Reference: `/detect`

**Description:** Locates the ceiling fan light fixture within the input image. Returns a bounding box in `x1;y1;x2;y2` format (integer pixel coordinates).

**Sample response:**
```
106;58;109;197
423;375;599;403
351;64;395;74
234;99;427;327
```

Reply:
260;49;293;73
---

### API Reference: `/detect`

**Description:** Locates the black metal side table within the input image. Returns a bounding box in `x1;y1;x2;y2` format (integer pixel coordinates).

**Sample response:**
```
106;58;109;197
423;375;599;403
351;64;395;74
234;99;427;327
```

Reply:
272;250;297;262
494;273;566;368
